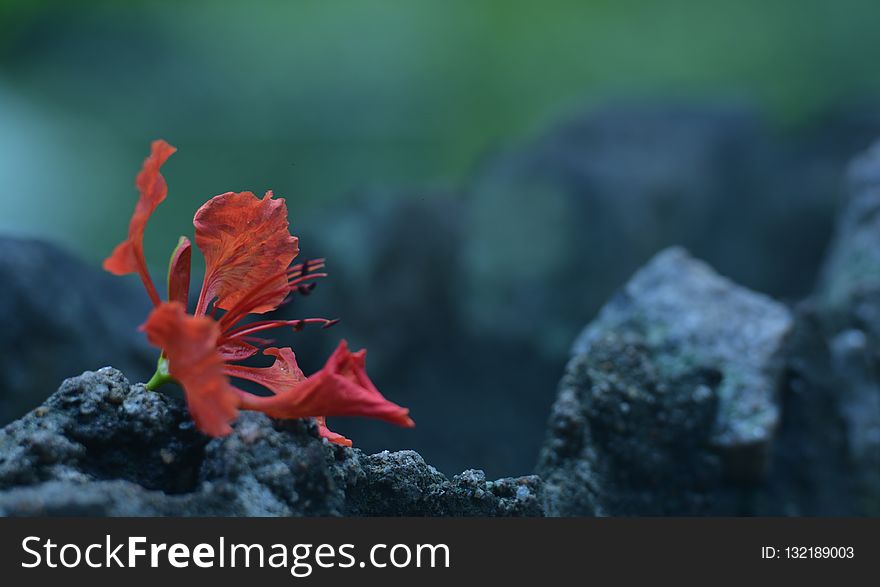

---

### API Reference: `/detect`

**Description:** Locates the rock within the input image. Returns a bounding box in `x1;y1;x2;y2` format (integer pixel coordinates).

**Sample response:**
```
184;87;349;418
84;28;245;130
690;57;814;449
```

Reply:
537;248;794;515
756;306;861;515
817;140;880;333
806;141;880;513
348;451;543;516
0;368;543;516
573;248;793;458
458;102;878;361
0;236;154;425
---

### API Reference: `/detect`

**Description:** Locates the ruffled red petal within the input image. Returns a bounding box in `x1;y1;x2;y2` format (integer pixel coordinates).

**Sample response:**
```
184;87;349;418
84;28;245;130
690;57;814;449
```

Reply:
193;191;299;315
141;302;239;436
104;139;176;306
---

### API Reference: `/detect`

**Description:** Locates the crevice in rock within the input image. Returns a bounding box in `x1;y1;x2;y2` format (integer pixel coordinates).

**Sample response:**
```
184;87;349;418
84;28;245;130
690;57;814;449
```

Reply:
70;431;208;495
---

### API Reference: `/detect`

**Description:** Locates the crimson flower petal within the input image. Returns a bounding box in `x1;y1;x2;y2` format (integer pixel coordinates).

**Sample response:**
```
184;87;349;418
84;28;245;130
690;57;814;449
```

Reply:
167;236;192;307
193;191;299;315
141;302;239;436
104;139;176;306
237;340;414;428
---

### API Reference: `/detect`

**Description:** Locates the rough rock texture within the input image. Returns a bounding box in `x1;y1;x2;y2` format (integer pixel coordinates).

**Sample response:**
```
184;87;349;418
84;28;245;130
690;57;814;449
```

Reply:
538;248;794;515
348;452;542;516
0;237;154;426
0;368;543;517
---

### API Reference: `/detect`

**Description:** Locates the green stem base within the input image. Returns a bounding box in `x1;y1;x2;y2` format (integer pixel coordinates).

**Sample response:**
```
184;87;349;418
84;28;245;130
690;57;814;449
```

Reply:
145;355;174;390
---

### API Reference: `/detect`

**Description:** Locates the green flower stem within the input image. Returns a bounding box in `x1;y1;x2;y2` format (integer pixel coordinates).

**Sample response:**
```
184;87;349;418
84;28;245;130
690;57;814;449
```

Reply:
145;354;174;390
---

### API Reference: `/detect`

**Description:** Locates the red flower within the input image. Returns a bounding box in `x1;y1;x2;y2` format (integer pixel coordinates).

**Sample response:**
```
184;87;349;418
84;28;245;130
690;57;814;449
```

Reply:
105;140;414;445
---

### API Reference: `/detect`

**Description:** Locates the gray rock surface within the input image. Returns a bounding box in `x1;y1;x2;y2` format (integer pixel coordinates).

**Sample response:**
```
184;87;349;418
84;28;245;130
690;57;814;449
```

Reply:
0;237;154;426
538;248;794;515
0;368;543;517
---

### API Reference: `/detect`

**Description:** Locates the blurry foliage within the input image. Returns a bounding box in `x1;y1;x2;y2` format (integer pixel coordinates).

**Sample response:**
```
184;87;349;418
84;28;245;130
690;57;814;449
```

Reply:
2;0;880;266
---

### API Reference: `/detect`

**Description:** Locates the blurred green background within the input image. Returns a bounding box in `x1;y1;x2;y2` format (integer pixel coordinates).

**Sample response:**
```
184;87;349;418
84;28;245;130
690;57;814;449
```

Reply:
2;0;880;265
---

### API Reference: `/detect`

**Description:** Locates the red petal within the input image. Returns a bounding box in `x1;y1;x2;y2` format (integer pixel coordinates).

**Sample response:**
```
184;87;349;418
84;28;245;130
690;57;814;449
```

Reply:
316;416;352;447
225;347;305;394
141;302;239;436
237;340;414;428
193;191;299;315
167;236;192;307
104;140;176;306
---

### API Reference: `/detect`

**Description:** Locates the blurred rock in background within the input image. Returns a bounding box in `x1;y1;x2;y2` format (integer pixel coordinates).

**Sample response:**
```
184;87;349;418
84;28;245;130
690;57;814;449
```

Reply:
290;190;560;477
799;141;880;514
0;237;154;426
537;248;793;515
460;102;880;361
534;137;880;515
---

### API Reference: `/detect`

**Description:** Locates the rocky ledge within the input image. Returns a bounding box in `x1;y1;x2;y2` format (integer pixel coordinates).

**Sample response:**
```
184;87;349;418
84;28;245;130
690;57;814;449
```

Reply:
0;368;542;516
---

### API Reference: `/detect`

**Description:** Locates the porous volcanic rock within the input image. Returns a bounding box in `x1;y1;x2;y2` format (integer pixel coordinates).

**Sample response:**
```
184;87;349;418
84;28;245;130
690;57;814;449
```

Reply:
538;247;794;515
0;368;543;517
